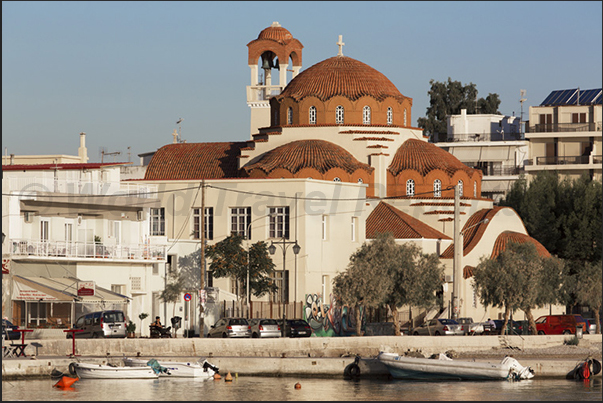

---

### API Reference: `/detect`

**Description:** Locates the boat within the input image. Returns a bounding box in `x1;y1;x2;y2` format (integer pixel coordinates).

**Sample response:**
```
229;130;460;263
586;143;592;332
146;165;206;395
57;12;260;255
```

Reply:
69;361;159;379
123;357;219;378
377;352;535;381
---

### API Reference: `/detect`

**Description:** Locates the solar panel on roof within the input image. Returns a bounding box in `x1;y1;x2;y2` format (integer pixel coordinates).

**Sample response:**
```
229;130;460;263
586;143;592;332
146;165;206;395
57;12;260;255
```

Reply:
577;89;602;105
540;88;603;106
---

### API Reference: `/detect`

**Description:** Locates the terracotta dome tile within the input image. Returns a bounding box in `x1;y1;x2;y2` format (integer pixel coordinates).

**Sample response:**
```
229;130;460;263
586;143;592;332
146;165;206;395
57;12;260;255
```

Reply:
366;202;451;240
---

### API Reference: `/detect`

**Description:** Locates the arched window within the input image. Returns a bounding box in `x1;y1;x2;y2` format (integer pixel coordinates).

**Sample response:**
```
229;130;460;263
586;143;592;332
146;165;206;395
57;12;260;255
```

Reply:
473;181;477;197
458;180;463;196
363;106;371;125
387;107;393;125
309;106;317;125
406;179;415;197
433;179;441;198
333;177;341;182
404;109;407;126
287;107;293;125
335;105;344;125
357;178;363;184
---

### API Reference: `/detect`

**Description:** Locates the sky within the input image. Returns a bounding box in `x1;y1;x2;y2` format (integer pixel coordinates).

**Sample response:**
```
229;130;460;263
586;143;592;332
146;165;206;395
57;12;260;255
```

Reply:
2;1;602;164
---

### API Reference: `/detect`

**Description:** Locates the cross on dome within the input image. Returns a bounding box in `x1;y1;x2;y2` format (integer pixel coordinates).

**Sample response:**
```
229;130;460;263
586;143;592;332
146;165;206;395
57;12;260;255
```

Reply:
337;35;345;56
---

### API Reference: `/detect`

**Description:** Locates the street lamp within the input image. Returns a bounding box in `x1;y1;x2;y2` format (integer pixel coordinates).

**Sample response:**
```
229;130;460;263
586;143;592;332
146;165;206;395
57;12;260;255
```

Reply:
268;237;301;337
245;213;275;318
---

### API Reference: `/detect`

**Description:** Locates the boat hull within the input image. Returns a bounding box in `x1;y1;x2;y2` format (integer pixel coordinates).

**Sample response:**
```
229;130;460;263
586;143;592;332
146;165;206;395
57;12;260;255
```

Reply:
123;358;216;378
378;352;534;381
73;362;159;379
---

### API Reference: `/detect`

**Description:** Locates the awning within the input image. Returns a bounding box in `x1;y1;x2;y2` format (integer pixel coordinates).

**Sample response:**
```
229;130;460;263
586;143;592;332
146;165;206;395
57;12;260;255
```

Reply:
12;275;130;304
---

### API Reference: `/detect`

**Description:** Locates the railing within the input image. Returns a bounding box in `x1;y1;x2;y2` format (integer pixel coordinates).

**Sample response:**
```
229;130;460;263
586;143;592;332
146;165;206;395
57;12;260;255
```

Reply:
444;132;523;142
246;84;284;103
7;178;157;197
10;239;166;261
479;167;522;176
528;122;602;133
535;155;592;165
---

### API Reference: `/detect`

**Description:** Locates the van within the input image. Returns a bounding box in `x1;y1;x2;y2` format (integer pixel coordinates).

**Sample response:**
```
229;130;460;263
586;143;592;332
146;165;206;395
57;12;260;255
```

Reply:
67;310;127;339
534;314;586;335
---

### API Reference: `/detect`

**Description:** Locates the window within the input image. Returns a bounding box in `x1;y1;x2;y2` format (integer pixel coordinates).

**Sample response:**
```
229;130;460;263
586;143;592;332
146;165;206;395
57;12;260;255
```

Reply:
335;105;344;124
357;178;363;184
406;179;415;197
321;215;328;240
230;207;251;237
193;207;214;240
130;276;143;292
40;219;49;242
272;270;288;303
351;217;358;242
433;179;442;198
309;106;317;125
269;207;290;239
150;208;165;236
111;284;126;295
65;222;73;243
111;221;121;244
333;177;341;182
457;180;463;196
287;107;293;125
404;109;407;126
363;106;371;125
473;181;477;197
387;107;393;125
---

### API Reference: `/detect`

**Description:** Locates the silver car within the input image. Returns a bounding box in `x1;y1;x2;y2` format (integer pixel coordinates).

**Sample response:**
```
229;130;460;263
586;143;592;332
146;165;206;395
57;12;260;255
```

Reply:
249;318;281;338
412;318;463;336
207;317;251;338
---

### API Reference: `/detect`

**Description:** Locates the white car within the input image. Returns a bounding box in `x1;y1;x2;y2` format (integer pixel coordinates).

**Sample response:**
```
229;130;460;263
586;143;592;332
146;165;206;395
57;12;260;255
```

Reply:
412;318;464;336
457;317;487;335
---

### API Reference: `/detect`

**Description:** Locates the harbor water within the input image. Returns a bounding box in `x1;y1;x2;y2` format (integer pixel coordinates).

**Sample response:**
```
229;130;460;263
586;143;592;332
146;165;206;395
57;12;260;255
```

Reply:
2;376;601;401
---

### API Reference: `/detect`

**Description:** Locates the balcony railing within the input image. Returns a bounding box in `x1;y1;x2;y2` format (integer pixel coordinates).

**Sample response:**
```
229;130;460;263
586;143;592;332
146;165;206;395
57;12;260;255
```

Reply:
524;155;602;166
7;178;157;198
10;239;166;261
528;122;602;133
478;167;522;176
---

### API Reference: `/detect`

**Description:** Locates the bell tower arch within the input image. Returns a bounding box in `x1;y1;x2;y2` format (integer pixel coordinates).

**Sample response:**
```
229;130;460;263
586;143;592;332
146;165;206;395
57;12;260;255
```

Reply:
246;22;303;137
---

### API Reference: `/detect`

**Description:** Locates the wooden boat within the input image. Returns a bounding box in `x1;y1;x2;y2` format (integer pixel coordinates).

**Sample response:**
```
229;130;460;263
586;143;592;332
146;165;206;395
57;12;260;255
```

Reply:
69;362;159;379
377;352;535;381
123;357;219;378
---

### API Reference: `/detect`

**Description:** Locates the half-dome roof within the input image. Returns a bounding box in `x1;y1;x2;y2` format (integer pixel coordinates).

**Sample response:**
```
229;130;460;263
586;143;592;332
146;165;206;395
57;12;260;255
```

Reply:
389;138;477;177
256;22;293;44
242;139;373;175
277;56;407;103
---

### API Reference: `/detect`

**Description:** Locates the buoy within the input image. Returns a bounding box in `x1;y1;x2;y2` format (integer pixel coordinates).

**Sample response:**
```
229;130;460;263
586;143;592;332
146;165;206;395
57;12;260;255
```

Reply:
294;382;301;389
225;371;233;382
213;373;221;380
54;376;79;388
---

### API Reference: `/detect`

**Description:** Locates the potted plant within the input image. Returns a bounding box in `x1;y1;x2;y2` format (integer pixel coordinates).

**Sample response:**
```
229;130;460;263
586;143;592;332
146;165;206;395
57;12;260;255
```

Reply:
126;320;136;338
138;312;148;337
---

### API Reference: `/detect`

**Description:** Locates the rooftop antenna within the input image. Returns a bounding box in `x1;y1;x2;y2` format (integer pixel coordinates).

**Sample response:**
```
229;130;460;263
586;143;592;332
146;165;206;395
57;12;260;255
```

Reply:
127;146;131;163
99;147;121;163
176;118;183;143
520;89;527;137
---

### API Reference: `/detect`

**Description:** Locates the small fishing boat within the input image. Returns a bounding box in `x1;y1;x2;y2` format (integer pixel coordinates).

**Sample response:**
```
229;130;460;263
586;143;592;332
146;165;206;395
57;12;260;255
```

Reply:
378;352;535;381
69;361;159;379
123;357;219;378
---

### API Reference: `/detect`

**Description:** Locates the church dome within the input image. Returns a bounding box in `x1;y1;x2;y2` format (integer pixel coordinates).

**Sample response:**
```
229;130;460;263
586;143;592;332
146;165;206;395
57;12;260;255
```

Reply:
256;22;293;44
388;139;476;177
277;56;407;103
243;139;373;177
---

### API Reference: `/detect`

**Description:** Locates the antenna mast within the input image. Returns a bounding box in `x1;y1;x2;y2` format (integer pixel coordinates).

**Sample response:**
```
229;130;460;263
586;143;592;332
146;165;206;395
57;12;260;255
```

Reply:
519;89;527;138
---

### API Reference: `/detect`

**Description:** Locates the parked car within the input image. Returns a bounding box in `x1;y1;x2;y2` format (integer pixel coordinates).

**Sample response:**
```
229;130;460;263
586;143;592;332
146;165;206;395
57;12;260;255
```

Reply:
456;317;486;335
278;319;312;338
249;318;281;338
207;318;251;338
67;310;127;339
584;318;598;334
534;314;586;335
2;319;20;341
484;319;525;335
412;318;463;336
573;315;591;334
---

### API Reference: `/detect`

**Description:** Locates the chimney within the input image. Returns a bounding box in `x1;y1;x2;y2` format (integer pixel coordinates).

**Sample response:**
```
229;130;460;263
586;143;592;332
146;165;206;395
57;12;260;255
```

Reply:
78;132;89;163
10;154;15;165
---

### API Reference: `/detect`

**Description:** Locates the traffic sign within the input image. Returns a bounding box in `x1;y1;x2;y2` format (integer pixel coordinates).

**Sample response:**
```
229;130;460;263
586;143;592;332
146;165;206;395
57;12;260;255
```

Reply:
184;292;191;301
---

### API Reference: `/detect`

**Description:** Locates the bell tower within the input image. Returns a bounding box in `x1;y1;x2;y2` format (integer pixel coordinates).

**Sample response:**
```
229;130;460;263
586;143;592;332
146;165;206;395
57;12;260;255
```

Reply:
246;22;303;137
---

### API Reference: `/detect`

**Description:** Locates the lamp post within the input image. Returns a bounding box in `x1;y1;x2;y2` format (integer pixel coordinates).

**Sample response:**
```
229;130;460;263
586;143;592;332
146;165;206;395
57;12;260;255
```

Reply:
245;213;275;318
269;237;301;337
452;183;489;320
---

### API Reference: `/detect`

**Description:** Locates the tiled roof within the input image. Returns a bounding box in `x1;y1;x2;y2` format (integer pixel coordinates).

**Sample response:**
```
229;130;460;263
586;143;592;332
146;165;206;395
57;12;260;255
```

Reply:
242;139;374;175
490;231;551;259
277;56;408;103
388;139;478;177
255;24;293;44
352;137;395;141
366;202;451;240
440;208;499;258
340;130;399;135
144;142;247;180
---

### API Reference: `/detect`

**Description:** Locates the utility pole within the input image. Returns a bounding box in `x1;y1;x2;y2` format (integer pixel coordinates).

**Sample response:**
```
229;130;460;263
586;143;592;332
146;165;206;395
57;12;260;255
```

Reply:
452;184;462;320
199;180;206;337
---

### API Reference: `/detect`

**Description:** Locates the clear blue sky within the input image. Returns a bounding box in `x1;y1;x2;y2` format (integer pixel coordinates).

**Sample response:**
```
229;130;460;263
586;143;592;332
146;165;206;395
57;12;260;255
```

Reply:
3;1;602;163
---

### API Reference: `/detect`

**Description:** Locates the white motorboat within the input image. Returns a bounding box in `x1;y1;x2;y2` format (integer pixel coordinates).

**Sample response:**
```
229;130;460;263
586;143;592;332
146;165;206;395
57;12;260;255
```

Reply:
123;357;219;378
69;361;159;379
378;352;535;381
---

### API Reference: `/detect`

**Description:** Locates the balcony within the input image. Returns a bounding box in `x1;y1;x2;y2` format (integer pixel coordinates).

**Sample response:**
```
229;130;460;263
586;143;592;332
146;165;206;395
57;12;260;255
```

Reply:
8;178;157;198
477;166;522;177
528;122;602;133
9;239;166;262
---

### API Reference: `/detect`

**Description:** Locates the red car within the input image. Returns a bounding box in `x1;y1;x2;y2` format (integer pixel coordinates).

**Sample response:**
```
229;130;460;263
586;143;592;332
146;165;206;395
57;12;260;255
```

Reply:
534;314;586;335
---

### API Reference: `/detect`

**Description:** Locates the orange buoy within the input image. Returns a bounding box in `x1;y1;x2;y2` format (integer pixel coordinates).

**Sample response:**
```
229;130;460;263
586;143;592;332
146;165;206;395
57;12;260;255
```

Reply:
54;376;79;388
213;373;222;380
294;382;301;389
225;371;233;382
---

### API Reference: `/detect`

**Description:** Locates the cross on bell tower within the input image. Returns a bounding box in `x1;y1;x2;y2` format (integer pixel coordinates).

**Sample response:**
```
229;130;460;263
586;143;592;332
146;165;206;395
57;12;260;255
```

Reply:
337;35;345;56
